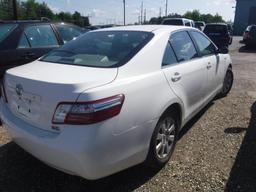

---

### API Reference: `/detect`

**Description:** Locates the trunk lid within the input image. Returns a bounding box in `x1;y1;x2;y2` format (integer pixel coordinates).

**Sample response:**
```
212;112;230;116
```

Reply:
4;60;117;131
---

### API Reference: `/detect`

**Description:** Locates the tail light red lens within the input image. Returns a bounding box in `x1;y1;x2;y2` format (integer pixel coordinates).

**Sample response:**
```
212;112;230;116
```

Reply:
52;94;125;125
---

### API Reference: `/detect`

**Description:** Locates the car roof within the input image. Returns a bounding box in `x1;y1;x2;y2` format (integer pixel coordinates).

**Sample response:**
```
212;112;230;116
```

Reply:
93;25;191;34
0;20;77;26
0;20;47;24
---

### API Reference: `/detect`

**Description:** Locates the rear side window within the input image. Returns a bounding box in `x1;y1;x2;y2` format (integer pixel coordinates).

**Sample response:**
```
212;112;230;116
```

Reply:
56;25;83;44
190;31;216;56
18;33;30;48
170;31;197;62
22;25;59;48
41;31;154;68
162;43;177;66
0;24;17;43
185;21;191;27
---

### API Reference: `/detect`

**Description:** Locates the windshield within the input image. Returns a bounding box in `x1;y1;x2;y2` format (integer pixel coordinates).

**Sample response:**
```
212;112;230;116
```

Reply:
0;24;17;43
41;31;154;68
162;19;183;26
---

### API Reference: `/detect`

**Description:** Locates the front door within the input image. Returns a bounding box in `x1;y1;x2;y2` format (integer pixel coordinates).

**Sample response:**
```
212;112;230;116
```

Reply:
162;31;208;120
189;31;221;101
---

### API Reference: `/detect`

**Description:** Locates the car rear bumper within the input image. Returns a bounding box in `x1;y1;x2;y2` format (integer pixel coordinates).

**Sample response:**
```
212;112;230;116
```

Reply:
0;99;150;180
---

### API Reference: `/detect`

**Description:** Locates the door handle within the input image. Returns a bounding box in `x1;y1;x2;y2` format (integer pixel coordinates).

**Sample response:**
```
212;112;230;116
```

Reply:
171;72;182;82
207;62;212;69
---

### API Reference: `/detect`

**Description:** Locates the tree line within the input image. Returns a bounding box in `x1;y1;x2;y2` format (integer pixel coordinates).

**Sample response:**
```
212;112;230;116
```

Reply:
149;10;225;24
0;0;90;27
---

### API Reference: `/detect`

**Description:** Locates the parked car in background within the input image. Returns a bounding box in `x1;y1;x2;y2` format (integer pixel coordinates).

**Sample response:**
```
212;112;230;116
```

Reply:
162;18;195;27
195;21;205;31
0;25;233;180
0;20;84;78
243;25;256;47
203;23;233;48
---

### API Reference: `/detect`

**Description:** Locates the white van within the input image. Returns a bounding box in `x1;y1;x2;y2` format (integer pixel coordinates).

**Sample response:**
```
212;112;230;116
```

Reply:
162;18;195;27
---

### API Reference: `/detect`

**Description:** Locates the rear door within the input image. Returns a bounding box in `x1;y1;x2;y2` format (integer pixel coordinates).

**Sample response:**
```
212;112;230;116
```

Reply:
189;30;221;101
15;23;61;66
162;31;208;120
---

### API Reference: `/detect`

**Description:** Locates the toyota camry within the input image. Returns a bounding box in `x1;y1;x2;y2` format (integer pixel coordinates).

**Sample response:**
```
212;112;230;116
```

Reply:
0;25;233;180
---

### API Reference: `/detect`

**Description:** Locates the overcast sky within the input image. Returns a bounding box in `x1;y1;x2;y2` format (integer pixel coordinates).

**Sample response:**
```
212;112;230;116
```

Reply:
35;0;236;25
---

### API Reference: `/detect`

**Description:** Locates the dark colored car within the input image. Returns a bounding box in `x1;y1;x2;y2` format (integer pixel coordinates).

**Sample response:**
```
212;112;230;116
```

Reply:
203;23;233;48
195;21;205;31
0;20;84;78
243;25;256;47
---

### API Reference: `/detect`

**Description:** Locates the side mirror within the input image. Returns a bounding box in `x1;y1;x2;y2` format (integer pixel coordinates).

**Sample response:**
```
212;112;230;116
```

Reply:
216;46;229;54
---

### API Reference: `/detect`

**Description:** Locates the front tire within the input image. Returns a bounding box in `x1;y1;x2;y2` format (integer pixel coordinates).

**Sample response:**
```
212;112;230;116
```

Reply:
146;112;178;168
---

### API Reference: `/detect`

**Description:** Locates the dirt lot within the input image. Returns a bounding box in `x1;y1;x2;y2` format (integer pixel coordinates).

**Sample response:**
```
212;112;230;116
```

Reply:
1;37;256;192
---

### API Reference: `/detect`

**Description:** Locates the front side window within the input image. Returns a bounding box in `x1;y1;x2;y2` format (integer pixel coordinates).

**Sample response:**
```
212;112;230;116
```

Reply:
23;25;59;48
0;24;17;43
41;31;154;68
170;31;197;62
56;25;83;44
190;31;216;56
162;43;177;66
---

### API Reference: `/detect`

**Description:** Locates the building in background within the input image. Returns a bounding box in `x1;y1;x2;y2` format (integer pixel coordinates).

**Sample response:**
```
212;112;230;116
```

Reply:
234;0;256;35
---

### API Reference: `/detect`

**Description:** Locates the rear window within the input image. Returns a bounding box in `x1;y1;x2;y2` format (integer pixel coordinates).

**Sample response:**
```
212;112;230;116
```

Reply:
41;31;154;68
0;24;17;43
56;25;83;44
204;25;228;34
162;19;183;26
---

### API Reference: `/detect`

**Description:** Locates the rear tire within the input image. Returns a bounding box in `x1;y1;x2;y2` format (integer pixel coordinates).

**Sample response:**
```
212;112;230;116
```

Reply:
219;68;233;97
146;112;178;168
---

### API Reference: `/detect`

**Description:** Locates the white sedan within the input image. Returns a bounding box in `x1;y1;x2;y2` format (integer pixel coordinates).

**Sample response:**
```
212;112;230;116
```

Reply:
0;25;233;180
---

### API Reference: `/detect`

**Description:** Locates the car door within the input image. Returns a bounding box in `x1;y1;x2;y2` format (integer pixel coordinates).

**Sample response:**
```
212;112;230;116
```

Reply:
189;30;221;101
162;31;208;121
15;24;61;66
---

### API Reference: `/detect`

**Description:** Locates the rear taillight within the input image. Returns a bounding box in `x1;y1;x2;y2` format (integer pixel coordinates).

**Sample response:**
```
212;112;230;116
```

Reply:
52;94;125;125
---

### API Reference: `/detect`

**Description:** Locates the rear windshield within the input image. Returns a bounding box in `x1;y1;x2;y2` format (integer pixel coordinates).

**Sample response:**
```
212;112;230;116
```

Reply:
204;25;227;34
162;19;183;26
0;24;17;43
195;22;204;27
41;31;154;68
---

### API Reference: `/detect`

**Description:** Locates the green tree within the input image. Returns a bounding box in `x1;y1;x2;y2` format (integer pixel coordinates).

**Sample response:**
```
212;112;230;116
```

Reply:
72;11;83;26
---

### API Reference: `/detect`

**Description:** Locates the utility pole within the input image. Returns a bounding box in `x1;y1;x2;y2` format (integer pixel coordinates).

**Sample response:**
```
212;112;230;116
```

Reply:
165;0;168;17
140;1;143;24
12;0;18;20
123;0;126;25
144;8;146;24
159;7;162;17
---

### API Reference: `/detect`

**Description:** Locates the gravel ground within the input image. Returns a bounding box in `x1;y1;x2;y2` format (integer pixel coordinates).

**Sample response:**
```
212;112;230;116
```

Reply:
0;37;256;192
